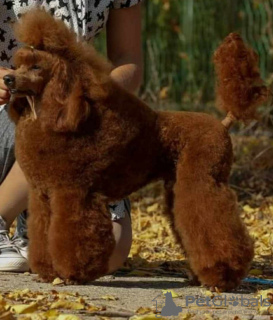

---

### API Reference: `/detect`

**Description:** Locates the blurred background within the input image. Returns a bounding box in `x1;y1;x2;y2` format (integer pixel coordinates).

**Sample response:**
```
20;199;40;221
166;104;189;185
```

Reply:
97;0;273;112
142;0;273;110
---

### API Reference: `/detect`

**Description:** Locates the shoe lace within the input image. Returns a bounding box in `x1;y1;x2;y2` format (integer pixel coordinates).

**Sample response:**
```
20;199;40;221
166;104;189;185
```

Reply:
0;230;18;250
11;233;28;248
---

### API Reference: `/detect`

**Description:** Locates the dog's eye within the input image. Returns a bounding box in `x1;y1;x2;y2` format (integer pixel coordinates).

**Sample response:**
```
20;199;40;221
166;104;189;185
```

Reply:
31;65;41;70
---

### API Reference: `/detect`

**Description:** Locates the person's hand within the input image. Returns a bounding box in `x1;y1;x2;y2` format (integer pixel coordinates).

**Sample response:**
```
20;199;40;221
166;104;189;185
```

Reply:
0;67;14;105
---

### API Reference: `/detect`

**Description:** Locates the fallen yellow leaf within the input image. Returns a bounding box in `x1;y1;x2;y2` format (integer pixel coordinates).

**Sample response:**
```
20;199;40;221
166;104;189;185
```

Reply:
243;205;255;213
42;309;59;317
87;305;105;312
146;203;159;213
100;295;118;301
11;303;38;314
130;313;159;320
129;244;141;257
204;313;219;320
56;315;81;320
180;313;194;320
256;289;273;304
135;307;154;315
249;269;263;276
162;290;179;298
202;290;216;298
269;305;273;314
51;300;85;310
259;305;270;315
52;278;65;286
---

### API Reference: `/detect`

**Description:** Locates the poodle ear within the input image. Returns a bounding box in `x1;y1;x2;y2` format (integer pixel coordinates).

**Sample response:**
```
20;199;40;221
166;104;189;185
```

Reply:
40;60;90;132
54;81;91;132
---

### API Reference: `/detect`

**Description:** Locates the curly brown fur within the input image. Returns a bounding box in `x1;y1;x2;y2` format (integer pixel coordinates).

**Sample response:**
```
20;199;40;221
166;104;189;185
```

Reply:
214;32;270;122
7;10;261;290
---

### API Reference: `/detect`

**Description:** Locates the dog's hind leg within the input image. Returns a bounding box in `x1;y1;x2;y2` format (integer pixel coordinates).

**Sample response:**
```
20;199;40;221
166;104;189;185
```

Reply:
28;190;57;282
48;189;115;283
172;127;254;291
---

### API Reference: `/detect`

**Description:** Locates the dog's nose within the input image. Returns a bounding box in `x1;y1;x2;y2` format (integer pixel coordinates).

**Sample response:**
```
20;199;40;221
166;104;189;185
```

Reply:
3;74;15;88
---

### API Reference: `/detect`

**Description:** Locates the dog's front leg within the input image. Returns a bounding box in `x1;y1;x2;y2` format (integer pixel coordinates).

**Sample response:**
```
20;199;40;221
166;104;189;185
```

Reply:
48;189;115;284
28;189;57;282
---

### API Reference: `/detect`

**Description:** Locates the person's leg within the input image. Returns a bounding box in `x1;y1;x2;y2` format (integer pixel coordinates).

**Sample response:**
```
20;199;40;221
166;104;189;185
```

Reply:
108;199;132;273
0;161;28;228
0;107;28;225
0;108;29;271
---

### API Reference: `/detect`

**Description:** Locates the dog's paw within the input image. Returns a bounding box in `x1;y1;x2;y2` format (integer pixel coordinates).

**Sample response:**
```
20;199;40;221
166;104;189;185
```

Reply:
197;262;245;292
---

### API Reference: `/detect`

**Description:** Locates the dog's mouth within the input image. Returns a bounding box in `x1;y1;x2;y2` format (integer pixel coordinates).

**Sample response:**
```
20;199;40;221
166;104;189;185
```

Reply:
9;90;38;121
9;88;36;96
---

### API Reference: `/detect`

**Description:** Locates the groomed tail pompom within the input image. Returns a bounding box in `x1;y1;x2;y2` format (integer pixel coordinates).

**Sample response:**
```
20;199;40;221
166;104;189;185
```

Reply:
214;33;270;123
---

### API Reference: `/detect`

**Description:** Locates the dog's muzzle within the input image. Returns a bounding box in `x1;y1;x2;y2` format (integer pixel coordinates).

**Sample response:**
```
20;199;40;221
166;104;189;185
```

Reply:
3;74;16;91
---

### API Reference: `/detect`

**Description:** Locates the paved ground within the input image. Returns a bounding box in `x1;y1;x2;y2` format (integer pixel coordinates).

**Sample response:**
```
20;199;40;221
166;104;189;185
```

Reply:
0;272;272;320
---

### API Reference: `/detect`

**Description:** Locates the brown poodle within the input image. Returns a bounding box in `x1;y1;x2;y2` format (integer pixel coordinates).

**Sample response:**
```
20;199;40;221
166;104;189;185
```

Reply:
4;9;269;290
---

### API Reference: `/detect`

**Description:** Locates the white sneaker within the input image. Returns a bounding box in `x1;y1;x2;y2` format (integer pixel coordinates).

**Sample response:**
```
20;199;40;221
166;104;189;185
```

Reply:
0;230;29;272
12;211;29;261
12;234;28;260
0;217;29;272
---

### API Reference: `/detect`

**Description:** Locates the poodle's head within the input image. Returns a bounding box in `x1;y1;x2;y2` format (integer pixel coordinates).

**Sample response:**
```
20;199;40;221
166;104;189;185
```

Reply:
4;46;54;98
6;8;112;131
